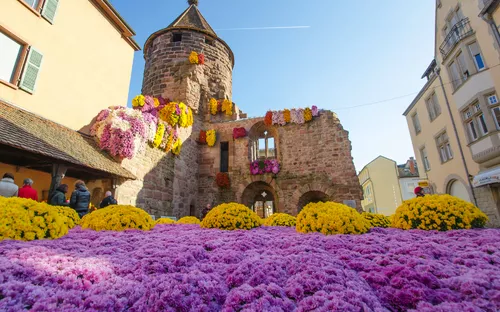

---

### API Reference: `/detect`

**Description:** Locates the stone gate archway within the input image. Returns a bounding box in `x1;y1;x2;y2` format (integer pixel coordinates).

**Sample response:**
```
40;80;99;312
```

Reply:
241;181;277;218
297;191;329;212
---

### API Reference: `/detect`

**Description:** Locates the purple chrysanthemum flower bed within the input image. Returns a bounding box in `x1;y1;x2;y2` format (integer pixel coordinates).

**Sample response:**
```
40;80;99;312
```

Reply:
1;226;500;311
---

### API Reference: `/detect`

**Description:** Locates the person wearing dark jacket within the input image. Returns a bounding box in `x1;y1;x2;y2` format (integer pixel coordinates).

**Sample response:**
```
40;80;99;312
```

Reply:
100;191;117;208
49;184;69;206
70;180;91;218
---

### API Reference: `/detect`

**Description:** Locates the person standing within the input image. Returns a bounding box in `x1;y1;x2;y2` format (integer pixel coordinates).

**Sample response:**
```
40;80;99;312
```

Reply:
0;173;18;198
70;180;91;218
49;184;69;206
201;203;212;220
18;178;38;201
100;191;117;208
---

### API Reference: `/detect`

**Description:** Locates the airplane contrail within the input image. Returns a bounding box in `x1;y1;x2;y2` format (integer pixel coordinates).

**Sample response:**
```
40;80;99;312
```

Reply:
215;26;311;31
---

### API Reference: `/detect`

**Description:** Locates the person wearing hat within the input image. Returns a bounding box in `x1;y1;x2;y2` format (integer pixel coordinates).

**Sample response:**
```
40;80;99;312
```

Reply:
414;187;425;197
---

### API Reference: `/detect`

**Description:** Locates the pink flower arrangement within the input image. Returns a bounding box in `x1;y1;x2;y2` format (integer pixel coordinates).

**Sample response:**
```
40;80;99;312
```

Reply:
232;127;247;139
250;159;280;175
312;105;319;117
270;107;320;126
198;53;205;65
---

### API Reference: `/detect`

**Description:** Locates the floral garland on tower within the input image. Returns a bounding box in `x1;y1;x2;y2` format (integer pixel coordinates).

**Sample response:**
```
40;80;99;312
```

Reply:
208;98;234;116
250;159;280;175
265;105;320;127
206;129;217;147
90;107;148;159
189;51;205;65
91;94;193;159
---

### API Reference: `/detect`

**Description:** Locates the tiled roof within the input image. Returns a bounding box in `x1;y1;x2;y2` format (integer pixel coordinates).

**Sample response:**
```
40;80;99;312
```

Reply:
0;101;135;179
167;4;217;37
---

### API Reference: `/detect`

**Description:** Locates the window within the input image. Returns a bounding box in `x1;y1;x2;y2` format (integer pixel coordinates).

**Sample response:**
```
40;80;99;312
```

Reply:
0;31;23;84
492;107;500;130
172;33;182;42
205;37;214;45
23;0;41;10
41;0;60;24
412;113;421;134
468;120;478;140
463;100;492;141
420;147;431;171
220;142;229;173
488;95;498;105
468;42;485;71
250;128;277;161
488;94;500;130
449;52;469;90
436;132;453;163
478;114;488;135
426;92;441;121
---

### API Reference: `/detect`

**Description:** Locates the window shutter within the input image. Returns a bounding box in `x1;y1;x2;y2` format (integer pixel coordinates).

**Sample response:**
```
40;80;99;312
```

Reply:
41;0;59;24
19;47;43;93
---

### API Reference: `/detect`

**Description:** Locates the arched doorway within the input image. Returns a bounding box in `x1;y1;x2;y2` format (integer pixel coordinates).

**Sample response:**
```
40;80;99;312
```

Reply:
297;191;329;212
241;181;277;218
447;179;471;202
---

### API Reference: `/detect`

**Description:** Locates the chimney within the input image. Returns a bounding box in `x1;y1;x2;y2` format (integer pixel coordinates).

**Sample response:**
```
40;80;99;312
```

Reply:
409;158;416;174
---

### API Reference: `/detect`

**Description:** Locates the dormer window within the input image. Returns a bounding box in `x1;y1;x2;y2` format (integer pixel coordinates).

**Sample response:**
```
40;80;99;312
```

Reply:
172;33;182;42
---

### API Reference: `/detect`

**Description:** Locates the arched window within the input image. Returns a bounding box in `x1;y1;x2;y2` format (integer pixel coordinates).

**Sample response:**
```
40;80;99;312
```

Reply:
248;122;278;162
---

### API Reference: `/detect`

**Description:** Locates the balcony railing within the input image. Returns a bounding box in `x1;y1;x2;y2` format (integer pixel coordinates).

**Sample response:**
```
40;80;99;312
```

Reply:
439;18;474;59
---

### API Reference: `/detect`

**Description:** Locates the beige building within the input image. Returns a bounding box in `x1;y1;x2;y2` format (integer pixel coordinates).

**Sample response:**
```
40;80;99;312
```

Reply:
359;156;420;215
0;0;139;130
403;0;500;226
0;0;138;201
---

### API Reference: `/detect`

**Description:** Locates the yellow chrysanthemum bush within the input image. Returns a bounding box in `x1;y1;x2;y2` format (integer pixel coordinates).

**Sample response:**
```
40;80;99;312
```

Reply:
156;218;176;225
201;203;263;230
296;202;370;235
81;205;155;231
0;197;74;241
263;213;297;227
177;216;201;225
392;194;488;231
53;206;81;229
362;212;391;228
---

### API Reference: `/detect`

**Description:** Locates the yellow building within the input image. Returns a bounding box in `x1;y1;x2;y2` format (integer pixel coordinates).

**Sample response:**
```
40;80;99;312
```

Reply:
403;0;500;226
0;0;138;201
359;156;420;215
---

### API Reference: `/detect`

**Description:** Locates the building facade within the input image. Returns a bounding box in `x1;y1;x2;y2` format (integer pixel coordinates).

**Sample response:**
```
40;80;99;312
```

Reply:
113;2;363;218
0;0;138;202
403;0;500;226
359;156;419;215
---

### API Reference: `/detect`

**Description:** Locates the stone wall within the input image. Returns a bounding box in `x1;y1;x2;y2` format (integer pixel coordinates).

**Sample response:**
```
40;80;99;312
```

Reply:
475;185;500;227
142;30;233;111
117;147;175;217
197;111;363;215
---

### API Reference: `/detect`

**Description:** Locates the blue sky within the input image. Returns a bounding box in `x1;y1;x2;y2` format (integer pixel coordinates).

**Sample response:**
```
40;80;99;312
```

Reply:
109;0;435;171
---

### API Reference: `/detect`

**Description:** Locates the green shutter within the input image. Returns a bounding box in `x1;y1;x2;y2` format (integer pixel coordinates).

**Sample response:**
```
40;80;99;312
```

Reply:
19;48;43;94
41;0;59;24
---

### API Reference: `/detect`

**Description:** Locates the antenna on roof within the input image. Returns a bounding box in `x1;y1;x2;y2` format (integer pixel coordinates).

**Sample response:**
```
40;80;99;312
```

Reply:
188;0;198;6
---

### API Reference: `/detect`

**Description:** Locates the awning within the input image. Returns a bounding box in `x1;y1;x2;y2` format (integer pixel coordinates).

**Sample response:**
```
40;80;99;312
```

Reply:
472;167;500;188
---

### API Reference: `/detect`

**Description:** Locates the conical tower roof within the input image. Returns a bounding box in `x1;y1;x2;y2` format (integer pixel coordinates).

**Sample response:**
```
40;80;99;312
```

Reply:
166;4;217;37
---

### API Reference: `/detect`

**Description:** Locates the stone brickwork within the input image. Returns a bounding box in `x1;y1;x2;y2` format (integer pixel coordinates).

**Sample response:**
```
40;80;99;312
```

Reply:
116;147;175;217
197;112;363;215
475;185;500;228
112;6;362;218
142;30;233;111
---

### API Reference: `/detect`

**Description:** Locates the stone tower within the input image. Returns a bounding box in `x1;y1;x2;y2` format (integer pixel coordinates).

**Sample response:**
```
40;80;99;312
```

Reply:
140;1;234;217
142;1;234;112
